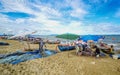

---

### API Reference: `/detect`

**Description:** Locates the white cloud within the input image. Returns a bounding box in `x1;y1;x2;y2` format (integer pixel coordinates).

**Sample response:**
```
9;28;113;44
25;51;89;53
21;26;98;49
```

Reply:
69;0;88;18
0;0;62;17
0;0;63;34
0;0;119;35
88;23;120;34
0;0;33;13
15;19;25;24
70;8;87;18
57;22;120;35
39;6;61;17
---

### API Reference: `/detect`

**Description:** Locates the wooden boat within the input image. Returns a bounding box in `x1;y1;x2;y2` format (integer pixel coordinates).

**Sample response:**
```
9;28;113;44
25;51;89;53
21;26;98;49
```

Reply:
0;42;9;46
47;40;60;44
58;45;75;51
100;47;114;54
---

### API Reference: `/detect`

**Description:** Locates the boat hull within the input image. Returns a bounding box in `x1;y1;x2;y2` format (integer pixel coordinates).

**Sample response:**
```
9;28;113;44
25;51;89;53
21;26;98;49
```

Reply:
58;45;75;51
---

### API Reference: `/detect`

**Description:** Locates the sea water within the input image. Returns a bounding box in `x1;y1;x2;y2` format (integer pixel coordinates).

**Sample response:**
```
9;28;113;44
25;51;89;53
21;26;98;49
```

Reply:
102;35;120;51
24;35;120;50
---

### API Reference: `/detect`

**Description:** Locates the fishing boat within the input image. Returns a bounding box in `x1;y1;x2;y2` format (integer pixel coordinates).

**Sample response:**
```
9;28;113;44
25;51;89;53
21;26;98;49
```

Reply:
0;42;9;46
58;45;75;51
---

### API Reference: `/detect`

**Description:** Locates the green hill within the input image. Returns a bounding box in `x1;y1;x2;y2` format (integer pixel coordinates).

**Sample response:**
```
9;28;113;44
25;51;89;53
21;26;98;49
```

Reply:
56;33;79;40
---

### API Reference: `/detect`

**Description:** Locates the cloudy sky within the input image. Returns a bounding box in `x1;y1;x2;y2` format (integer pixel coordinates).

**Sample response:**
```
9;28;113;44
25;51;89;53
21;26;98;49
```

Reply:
0;0;120;35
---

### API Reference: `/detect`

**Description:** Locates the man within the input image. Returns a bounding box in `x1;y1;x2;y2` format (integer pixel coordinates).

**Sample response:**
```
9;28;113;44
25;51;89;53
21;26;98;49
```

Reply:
75;40;83;55
39;39;46;54
94;45;100;57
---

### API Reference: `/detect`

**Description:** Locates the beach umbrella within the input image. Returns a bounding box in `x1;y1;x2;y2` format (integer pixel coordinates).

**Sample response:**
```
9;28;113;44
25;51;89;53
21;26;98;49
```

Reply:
9;31;37;39
9;31;37;50
80;35;103;42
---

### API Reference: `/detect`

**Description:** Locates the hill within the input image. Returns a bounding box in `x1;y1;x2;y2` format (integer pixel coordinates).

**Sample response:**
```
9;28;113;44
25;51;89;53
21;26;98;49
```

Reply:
56;33;79;40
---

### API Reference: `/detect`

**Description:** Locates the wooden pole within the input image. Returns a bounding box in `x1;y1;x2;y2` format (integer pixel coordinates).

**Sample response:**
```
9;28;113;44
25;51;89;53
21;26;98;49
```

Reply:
26;36;31;50
67;33;70;58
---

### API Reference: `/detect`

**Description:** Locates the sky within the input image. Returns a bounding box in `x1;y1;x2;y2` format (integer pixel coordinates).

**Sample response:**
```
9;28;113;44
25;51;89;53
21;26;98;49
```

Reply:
0;0;120;35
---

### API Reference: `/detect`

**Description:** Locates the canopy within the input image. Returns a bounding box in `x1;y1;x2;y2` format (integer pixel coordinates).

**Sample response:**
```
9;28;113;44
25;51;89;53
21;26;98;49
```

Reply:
9;31;37;39
79;35;104;42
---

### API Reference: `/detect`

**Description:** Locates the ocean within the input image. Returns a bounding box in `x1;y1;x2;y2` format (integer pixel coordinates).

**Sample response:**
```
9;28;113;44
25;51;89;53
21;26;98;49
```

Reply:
30;35;120;50
30;35;120;43
102;35;120;44
101;35;120;51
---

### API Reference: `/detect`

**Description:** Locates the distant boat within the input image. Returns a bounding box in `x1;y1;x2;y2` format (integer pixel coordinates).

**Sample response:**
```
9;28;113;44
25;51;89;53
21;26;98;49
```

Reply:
47;40;60;44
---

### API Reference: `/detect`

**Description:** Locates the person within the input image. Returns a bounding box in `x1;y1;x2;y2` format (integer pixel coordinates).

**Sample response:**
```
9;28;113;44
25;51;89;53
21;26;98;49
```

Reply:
109;45;114;53
108;45;115;57
39;39;46;54
94;45;100;57
75;40;83;55
81;42;88;51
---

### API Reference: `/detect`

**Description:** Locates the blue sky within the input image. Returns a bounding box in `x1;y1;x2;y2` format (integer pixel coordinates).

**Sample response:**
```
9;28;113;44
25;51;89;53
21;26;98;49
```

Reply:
0;0;120;35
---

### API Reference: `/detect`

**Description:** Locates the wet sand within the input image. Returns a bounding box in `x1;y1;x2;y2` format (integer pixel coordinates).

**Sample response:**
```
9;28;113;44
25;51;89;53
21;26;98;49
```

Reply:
0;39;120;75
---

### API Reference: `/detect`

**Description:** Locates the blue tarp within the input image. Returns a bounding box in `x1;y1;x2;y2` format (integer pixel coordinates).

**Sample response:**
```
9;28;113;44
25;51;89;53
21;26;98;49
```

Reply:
0;49;57;65
79;35;104;42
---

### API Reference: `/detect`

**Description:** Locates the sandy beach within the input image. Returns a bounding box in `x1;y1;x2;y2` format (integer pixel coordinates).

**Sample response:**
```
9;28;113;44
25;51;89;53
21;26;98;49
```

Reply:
0;39;120;75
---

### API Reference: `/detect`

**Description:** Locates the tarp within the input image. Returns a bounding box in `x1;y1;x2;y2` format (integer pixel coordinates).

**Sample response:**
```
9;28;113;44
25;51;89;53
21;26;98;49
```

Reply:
79;35;104;42
0;49;57;65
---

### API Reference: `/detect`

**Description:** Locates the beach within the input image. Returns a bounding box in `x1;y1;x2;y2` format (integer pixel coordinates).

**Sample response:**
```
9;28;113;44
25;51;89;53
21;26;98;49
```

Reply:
0;0;120;74
0;39;120;75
